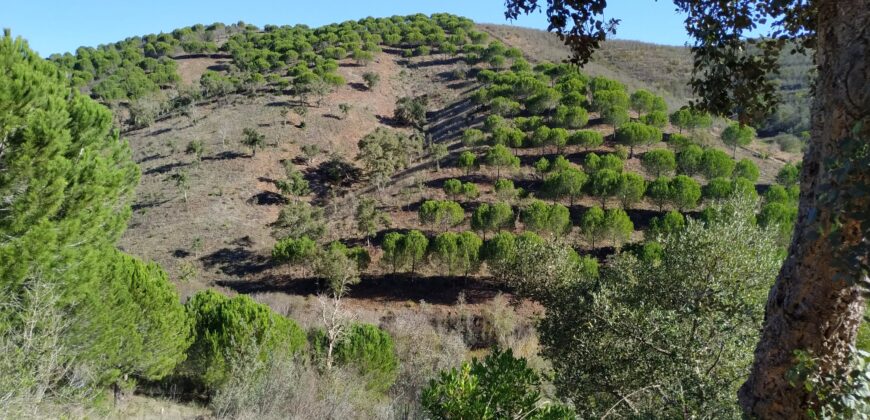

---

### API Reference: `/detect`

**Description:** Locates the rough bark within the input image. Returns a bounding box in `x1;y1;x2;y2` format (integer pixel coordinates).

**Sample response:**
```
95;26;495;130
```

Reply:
738;1;870;417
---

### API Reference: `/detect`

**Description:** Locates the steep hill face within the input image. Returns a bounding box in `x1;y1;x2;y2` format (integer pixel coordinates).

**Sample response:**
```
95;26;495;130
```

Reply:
48;14;803;320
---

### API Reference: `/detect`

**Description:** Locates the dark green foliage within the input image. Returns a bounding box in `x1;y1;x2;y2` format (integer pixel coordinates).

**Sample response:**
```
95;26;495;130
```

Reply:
180;290;306;393
272;236;318;274
669;175;702;211
677;144;704;175
641;149;676;177
615;122;662;157
604;208;634;250
648;210;686;238
703;177;735;201
700;148;735;180
419;200;465;231
580;206;606;248
569;129;604;150
521;200;572;237
590;169;621;207
329;323;399;392
524;200;780;417
553;105;589;128
471;203;515;239
646;177;672;211
394;96;428;128
357;127;422;189
484;144;520;179
422;349;574;419
641;110;668;128
616;172;647;209
543;168;587;205
776;163;800;186
721;122;756;157
0;34;199;391
733;159;760;182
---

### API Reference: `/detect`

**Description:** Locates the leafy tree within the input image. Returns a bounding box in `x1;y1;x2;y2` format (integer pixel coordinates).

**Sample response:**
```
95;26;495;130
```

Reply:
669;175;702;211
491;126;525;152
0;33;205;396
171;170;190;202
394;96;428;128
471;202;514;240
490;97;522;117
641;110;668;128
630;89;666;116
462;182;480;200
677;144;704;176
328;323;398;392
456;231;484;277
521;200;572;237
733;158;760;182
362;71;380;90
721;122;756;158
641;149;677;177
484;144;520;179
357;127;421;191
544;168;587;206
758;202;798;244
180;290;306;393
569;130;604;151
355;198;389;244
428;142;449;172
703;177;735;202
516;199;779;417
591;89;629;112
274;160;308;196
646;176;672;211
482;231;517;270
443;179;464;200
272;236;318;277
589;168;620;208
431;232;460;275
669;108;713;134
241;127;265;157
700;148;735;180
419;200;465;231
352;49;375;66
616;172;647;209
381;232;403;274
604;208;634;250
272;200;326;240
401;230;429;276
580;206;606;248
648;210;686;238
615;122;662;158
462;128;485;148
776;163;800;186
458;151;477;175
601;105;630;131
494;179;522;202
422;349;574;420
553;105;589;128
534;157;551;180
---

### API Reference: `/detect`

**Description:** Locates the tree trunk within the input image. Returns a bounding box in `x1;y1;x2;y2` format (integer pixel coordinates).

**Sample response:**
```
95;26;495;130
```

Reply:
738;1;869;417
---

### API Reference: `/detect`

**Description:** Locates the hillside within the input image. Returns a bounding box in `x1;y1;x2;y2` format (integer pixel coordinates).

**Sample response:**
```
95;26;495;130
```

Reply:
5;11;817;419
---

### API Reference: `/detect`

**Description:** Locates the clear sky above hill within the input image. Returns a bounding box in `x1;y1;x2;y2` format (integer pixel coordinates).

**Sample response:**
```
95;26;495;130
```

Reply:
5;1;753;56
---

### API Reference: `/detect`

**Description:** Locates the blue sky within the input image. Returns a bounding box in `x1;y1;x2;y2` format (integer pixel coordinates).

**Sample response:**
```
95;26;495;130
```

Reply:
7;1;703;56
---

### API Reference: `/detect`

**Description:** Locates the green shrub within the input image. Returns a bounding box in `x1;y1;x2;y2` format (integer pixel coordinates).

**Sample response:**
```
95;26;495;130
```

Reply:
179;290;306;393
